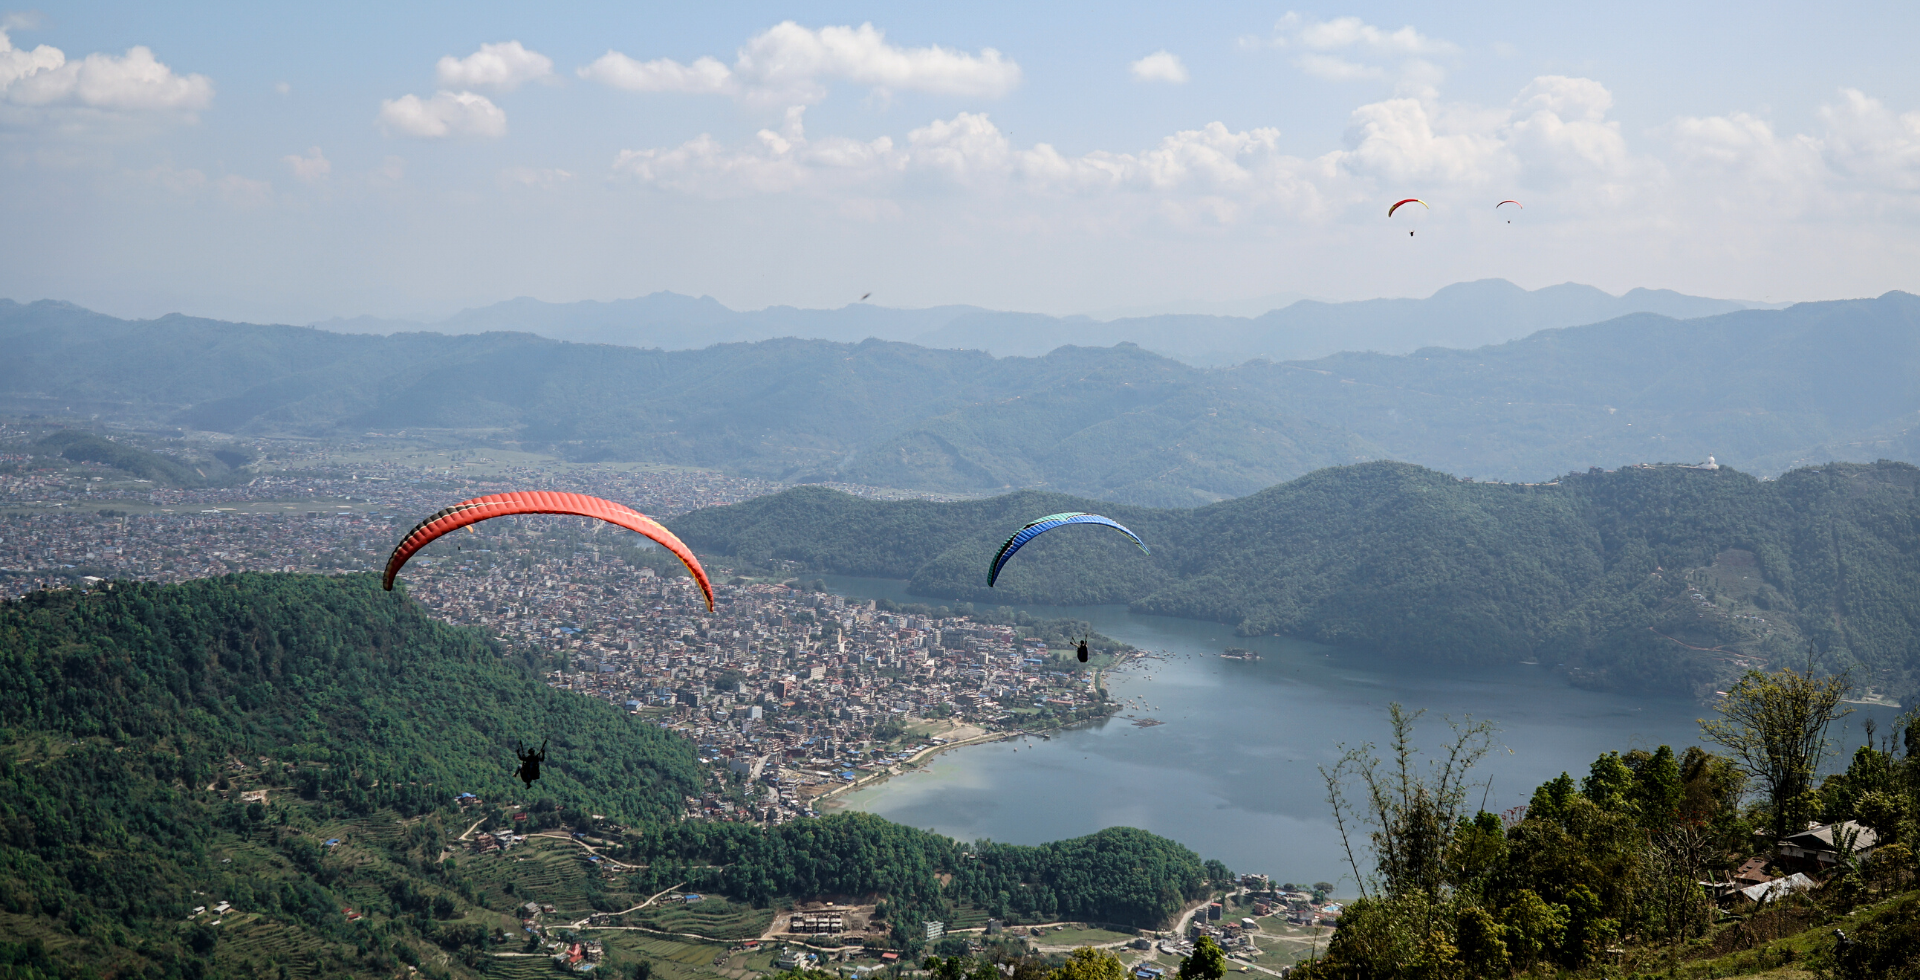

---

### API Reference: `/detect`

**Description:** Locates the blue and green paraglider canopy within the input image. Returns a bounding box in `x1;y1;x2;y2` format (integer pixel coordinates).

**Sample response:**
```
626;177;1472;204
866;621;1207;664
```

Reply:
987;512;1150;587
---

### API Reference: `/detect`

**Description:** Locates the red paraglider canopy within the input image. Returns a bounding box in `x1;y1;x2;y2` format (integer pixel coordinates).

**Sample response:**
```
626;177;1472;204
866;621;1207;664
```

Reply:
1388;198;1429;217
1496;200;1523;208
383;490;714;611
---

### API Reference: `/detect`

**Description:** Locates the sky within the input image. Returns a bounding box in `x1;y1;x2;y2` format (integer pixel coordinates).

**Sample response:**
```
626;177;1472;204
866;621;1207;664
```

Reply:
3;1;1919;324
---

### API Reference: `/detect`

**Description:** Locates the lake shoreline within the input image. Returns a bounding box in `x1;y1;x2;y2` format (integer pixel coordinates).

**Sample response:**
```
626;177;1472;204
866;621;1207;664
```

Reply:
814;575;1904;886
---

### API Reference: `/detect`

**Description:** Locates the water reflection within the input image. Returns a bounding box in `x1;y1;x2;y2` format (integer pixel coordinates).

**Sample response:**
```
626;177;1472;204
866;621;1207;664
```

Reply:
820;575;1901;888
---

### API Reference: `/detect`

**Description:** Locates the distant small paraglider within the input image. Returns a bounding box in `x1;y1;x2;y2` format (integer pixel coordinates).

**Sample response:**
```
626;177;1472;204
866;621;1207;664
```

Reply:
860;292;872;301
1390;198;1427;237
1497;200;1522;224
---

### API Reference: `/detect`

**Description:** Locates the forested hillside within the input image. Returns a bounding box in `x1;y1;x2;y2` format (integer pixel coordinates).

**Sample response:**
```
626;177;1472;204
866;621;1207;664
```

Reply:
677;460;1920;699
0;573;1218;978
624;817;1217;940
5;293;1919;505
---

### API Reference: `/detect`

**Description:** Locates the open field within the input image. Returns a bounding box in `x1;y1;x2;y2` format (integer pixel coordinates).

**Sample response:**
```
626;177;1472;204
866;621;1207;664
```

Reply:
1032;925;1136;947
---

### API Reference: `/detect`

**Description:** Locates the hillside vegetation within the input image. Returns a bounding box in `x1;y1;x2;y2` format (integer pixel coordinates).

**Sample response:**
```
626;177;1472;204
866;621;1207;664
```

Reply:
676;460;1920;699
5;293;1920;505
0;574;1216;979
1293;697;1920;980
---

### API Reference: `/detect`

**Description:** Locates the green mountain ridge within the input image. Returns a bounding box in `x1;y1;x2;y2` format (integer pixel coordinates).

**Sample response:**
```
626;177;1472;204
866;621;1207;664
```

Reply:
675;460;1920;699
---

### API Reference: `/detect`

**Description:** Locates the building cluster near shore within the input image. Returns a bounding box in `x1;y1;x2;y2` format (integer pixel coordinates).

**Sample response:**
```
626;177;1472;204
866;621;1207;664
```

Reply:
0;432;1117;824
406;554;1112;825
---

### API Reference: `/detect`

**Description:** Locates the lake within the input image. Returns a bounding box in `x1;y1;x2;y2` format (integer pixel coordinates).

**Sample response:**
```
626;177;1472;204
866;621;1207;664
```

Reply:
819;575;1902;892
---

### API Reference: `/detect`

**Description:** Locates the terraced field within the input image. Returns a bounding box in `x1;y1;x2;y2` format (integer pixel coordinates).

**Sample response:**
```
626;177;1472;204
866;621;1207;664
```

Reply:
629;899;774;939
594;933;743;980
946;906;991;931
477;955;562;980
212;916;349;978
460;838;649;916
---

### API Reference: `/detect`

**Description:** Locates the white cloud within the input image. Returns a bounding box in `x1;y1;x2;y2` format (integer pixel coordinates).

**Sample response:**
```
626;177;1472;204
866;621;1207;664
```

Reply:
614;106;902;196
1333;97;1506;185
1323;75;1645;205
435;41;552;93
1252;14;1456;94
1129;51;1188;84
613;105;1326;222
0;28;61;90
1279;13;1457;57
738;22;1020;100
1499;76;1631;191
1662;88;1920;218
1817;89;1920;192
580;21;1021;105
578;52;733;94
376;90;506;139
604;73;1672;226
282;146;329;183
0;27;212;118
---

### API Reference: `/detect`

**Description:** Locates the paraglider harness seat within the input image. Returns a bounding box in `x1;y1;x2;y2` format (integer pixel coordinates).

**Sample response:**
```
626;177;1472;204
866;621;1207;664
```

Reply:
515;738;548;787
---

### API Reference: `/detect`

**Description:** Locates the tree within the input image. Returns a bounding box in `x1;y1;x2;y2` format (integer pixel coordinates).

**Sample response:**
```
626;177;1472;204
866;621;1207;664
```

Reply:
1321;704;1497;903
1051;947;1126;980
1454;906;1507;978
1699;663;1852;841
1559;884;1614;967
1627;745;1683;826
1581;752;1635;812
1203;860;1234;887
925;956;967;980
1498;890;1564;972
1641;824;1713;952
1177;936;1225;980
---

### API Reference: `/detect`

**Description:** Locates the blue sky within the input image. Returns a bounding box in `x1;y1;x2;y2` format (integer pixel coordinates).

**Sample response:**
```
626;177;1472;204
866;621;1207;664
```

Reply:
4;1;1918;323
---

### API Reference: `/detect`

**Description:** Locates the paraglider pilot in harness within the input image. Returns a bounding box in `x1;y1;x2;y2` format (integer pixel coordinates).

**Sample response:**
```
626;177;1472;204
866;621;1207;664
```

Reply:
1077;637;1090;663
515;738;548;787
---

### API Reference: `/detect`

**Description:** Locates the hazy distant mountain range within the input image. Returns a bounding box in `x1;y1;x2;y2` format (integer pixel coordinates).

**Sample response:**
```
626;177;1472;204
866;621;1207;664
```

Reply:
3;291;1914;506
314;278;1780;366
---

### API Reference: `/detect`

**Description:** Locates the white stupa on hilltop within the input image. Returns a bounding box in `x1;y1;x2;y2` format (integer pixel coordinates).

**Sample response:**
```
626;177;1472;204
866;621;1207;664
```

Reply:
1705;455;1719;470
